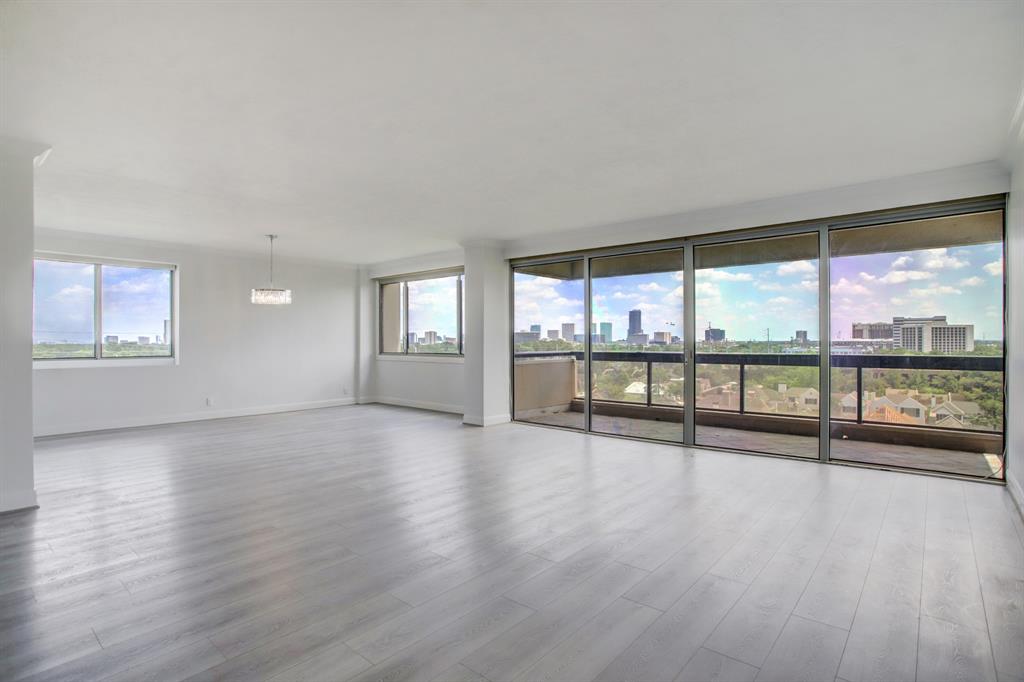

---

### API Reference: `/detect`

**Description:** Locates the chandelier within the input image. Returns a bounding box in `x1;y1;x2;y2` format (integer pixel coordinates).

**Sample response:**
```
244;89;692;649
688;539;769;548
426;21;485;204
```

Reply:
251;234;292;305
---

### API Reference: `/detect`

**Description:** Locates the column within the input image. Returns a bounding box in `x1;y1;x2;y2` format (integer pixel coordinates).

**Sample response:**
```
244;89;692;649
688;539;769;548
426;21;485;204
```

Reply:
0;137;50;513
462;240;510;426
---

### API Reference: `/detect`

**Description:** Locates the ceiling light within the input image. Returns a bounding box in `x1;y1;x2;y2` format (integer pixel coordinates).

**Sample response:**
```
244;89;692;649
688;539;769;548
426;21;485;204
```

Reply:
251;234;292;305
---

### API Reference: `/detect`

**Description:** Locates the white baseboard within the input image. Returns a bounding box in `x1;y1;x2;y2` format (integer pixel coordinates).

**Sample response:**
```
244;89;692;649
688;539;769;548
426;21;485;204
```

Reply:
34;398;357;438
463;413;511;427
0;488;38;514
369;395;464;415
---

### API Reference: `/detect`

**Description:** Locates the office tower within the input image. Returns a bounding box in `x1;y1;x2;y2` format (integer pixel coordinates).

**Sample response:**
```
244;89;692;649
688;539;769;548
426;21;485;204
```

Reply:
893;316;973;352
796;330;808;344
705;327;725;343
530;324;541;333
547;329;559;340
628;309;642;336
852;321;894;339
561;322;575;341
600;322;612;342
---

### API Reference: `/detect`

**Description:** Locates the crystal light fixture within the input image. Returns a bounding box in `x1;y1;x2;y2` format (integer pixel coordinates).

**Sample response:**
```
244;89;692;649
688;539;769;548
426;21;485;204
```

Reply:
251;234;292;305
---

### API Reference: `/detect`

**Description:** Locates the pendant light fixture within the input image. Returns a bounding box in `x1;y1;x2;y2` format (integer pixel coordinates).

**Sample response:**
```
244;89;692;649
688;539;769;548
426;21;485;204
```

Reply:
251;234;292;304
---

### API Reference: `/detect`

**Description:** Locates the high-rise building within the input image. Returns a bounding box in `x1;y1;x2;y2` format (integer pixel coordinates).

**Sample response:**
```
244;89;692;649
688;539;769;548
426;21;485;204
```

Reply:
705;327;725;343
600;322;613;342
561;322;575;341
530;324;541;333
651;331;671;345
514;331;541;344
852;322;894;339
138;336;150;345
795;330;808;344
628;309;643;336
407;331;417;347
626;333;649;345
893;316;973;352
590;322;596;334
423;331;438;345
104;335;118;344
547;329;559;340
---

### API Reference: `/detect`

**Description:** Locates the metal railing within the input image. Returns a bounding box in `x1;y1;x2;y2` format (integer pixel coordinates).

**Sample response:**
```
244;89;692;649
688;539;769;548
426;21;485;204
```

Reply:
513;349;1003;430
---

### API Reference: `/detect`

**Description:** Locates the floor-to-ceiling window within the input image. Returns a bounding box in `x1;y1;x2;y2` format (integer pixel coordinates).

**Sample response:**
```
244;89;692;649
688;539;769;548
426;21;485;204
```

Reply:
589;249;684;442
509;198;1005;481
512;260;585;429
828;209;1005;479
693;233;820;458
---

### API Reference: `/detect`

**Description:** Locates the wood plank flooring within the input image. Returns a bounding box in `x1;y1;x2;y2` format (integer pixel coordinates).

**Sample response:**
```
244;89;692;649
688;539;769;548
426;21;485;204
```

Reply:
1;404;1021;681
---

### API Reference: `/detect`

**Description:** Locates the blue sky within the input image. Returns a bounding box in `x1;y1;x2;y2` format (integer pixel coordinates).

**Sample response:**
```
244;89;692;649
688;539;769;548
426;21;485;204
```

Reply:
514;243;1003;343
33;261;171;343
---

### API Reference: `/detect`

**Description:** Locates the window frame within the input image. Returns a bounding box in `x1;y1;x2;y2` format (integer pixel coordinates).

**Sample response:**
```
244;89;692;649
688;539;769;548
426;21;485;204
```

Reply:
32;252;179;365
378;267;464;357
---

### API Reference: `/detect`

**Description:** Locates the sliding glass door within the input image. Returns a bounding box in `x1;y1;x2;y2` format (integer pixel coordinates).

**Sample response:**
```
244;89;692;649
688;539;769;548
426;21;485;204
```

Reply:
693;233;820;458
589;249;685;442
828;210;1005;479
512;260;585;430
510;199;1005;481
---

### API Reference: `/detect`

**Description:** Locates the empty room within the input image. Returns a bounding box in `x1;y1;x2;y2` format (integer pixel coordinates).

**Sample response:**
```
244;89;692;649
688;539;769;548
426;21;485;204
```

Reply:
2;1;1024;681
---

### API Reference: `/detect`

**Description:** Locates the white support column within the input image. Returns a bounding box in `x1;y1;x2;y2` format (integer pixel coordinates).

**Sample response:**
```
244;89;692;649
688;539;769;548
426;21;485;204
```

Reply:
0;137;50;513
462;240;510;426
354;265;377;404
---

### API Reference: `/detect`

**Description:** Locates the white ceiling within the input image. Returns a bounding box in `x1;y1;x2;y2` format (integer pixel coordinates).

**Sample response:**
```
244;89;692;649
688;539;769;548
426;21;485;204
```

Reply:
4;1;1023;264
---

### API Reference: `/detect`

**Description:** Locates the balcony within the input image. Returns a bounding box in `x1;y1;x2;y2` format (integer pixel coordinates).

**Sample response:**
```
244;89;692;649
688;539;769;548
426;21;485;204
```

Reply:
513;350;1004;479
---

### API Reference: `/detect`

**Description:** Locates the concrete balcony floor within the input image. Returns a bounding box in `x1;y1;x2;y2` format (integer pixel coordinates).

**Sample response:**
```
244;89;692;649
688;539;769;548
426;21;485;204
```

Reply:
520;411;1003;479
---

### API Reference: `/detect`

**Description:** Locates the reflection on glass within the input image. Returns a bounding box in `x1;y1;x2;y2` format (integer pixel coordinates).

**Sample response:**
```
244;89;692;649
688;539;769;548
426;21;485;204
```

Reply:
694;233;819;458
589;249;684;442
512;261;585;430
33;260;96;359
828;210;1005;479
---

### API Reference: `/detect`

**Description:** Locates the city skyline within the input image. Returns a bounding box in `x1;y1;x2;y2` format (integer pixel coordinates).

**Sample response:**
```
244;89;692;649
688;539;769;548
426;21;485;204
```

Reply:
512;243;1003;343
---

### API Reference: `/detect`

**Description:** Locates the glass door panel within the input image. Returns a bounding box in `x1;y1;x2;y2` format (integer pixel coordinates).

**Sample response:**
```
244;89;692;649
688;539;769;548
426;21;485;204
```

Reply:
512;260;585;430
589;249;684;442
693;233;820;458
828;210;1005;479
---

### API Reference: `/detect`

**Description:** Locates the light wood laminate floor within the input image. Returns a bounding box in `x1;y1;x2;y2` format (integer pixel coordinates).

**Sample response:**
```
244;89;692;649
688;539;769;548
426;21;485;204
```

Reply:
2;404;1022;682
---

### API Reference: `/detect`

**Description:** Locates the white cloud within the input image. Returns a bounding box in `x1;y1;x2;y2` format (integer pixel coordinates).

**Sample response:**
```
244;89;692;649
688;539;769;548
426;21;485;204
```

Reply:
984;258;1002;276
612;291;640;300
858;272;876;282
754;281;784;291
777;260;816;276
53;284;93;301
909;284;962;298
922;248;968;270
890;256;912;269
830;277;869;296
879;270;933;284
958;276;983;287
695;282;719;297
797;279;819;291
702;269;753;282
638;282;666;292
766;296;796;306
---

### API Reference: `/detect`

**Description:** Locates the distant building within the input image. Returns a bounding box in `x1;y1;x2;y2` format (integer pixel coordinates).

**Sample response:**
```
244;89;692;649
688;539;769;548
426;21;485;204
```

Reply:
138;336;150;345
893;316;973;352
626;333;649;345
407;332;417;347
705;327;725;343
514;331;541;344
547;329;559;340
795;330;808;344
561;323;575;341
104;335;118;344
628;309;643;336
423;331;438;345
651;331;671;345
600;322;613;342
852;322;894;339
529;324;541;333
573;333;586;343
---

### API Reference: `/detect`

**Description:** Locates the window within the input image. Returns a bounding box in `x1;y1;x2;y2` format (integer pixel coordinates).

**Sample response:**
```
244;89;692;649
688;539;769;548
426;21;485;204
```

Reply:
379;269;463;355
33;257;176;361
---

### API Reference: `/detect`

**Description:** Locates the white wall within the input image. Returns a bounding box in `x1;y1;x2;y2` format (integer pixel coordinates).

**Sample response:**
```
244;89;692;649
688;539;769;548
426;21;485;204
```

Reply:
359;250;466;415
1005;144;1024;507
33;229;358;436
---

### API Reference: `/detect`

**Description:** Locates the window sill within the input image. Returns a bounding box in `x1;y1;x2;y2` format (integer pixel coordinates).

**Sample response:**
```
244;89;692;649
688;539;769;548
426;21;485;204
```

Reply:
377;354;464;364
34;357;177;370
